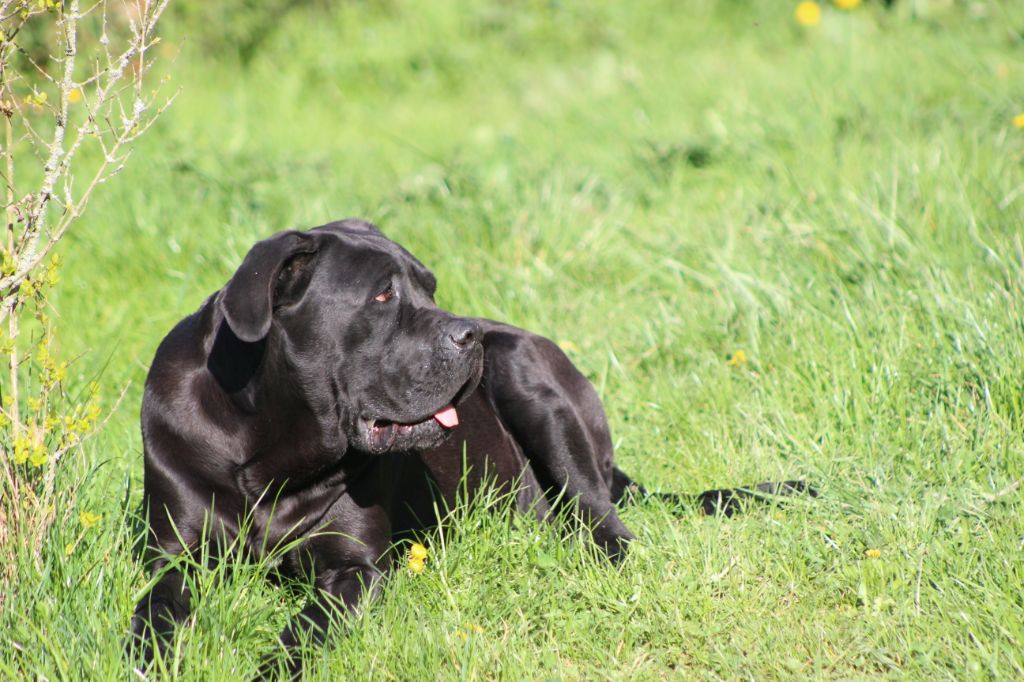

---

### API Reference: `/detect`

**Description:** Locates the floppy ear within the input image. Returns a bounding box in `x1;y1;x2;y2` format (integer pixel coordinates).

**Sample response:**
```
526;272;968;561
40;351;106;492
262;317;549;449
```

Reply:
219;230;319;342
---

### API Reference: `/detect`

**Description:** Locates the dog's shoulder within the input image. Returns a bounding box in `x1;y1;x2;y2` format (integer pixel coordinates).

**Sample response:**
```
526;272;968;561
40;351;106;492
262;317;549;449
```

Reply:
142;295;234;437
146;296;216;385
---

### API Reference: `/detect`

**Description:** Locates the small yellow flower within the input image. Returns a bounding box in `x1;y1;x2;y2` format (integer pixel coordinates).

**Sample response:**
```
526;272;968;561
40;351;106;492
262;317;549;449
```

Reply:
50;363;67;384
13;435;30;465
409;542;428;561
1013;113;1024;129
456;623;484;640
80;511;102;529
65;542;75;556
557;340;580;354
23;90;47;109
726;350;748;367
68;88;82;104
865;548;881;559
834;0;860;9
795;1;822;26
408;542;428;574
29;447;48;467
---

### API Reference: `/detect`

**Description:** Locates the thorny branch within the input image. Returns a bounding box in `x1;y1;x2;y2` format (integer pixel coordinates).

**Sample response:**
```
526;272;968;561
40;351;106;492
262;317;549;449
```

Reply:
0;0;173;326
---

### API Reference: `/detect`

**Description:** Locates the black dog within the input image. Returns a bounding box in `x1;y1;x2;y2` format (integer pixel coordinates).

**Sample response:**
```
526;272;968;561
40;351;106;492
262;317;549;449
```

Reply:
130;218;810;676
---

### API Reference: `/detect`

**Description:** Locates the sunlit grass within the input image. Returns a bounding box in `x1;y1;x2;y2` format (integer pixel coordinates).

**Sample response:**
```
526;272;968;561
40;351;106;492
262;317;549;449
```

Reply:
3;0;1024;678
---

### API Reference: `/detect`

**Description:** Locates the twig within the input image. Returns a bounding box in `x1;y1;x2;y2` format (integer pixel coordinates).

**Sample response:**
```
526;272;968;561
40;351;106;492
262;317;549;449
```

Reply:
0;0;173;576
709;556;739;582
985;478;1022;504
39;382;131;533
0;0;172;323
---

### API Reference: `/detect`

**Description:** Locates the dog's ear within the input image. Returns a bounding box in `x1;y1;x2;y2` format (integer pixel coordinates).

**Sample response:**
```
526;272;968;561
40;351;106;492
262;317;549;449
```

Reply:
220;231;319;342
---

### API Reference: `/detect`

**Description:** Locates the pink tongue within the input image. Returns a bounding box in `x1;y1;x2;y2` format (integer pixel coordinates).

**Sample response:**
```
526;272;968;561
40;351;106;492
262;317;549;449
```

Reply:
433;404;459;428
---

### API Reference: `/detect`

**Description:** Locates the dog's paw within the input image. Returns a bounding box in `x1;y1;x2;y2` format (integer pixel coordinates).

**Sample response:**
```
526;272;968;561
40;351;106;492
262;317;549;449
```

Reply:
125;615;155;671
591;517;636;564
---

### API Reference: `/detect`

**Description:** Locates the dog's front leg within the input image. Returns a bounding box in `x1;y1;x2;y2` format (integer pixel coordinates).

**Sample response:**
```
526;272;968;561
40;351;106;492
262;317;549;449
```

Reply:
267;562;384;679
128;561;192;668
281;565;384;648
257;485;392;680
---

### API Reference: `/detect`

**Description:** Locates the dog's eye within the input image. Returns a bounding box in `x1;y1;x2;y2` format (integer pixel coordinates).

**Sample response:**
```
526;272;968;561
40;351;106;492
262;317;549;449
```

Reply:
374;285;395;303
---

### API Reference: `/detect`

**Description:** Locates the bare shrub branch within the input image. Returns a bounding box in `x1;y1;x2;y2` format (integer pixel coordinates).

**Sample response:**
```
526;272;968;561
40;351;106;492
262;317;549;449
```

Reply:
0;0;174;584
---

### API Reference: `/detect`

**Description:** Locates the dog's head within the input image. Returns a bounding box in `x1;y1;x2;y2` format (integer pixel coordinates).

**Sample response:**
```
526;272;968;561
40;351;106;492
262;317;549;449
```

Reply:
214;219;483;454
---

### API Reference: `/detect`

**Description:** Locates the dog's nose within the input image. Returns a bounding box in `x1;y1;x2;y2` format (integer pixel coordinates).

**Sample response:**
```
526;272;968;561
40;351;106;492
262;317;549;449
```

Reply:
444;319;481;351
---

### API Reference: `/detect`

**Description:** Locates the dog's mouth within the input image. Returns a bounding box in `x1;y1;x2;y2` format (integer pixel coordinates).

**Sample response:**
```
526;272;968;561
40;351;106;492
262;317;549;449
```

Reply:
359;374;477;453
365;404;457;450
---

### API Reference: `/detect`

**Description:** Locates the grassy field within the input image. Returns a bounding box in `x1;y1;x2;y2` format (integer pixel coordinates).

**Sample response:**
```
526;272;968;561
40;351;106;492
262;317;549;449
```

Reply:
4;0;1024;678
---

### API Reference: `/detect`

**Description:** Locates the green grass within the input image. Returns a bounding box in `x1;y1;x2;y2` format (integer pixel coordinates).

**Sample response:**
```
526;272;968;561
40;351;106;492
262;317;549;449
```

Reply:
4;0;1024;678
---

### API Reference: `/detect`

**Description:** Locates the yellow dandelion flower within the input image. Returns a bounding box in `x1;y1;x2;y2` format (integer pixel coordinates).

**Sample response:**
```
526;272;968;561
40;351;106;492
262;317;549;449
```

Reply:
834;0;860;9
1013;113;1024;129
795;1;822;26
557;340;580;354
456;623;484;640
408;542;428;573
865;548;881;559
68;88;83;104
80;511;102;529
726;350;748;367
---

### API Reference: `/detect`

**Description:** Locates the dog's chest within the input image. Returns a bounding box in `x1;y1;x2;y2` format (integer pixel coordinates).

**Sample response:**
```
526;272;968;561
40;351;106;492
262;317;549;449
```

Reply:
388;388;534;534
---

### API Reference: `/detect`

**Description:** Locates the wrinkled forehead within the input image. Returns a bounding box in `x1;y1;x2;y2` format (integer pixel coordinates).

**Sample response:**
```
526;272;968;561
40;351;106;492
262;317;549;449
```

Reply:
310;220;437;291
